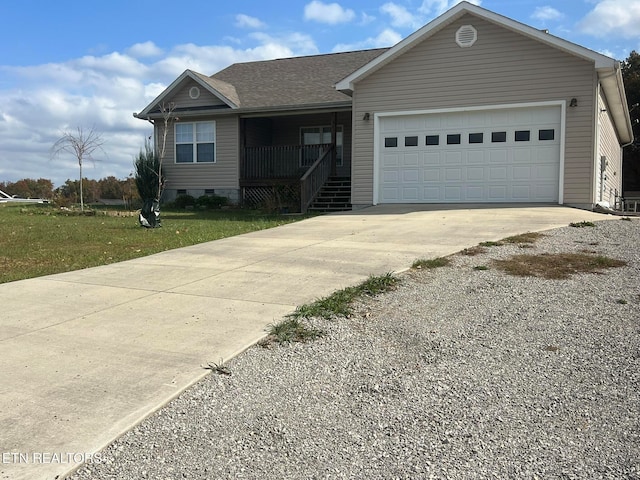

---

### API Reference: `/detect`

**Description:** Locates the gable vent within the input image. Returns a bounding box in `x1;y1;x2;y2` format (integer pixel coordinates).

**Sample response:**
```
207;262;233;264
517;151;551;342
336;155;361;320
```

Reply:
189;86;201;99
456;25;477;47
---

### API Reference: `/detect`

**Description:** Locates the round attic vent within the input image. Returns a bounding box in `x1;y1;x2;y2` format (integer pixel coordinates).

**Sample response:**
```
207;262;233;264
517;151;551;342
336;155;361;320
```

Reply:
189;86;201;99
456;25;477;47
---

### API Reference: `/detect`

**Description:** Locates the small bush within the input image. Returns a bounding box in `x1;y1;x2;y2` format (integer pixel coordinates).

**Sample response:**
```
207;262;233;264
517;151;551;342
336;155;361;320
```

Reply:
174;194;196;209
196;194;228;210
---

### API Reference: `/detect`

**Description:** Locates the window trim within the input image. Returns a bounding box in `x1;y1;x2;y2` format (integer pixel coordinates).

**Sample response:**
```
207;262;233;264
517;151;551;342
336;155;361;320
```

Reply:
174;121;216;164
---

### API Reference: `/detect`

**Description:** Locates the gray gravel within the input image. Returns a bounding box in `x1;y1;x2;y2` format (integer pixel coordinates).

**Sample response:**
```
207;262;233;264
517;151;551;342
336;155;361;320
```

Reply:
69;218;640;480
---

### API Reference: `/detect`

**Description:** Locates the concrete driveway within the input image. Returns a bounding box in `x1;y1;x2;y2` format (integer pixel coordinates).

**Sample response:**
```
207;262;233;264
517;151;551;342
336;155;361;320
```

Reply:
0;205;610;480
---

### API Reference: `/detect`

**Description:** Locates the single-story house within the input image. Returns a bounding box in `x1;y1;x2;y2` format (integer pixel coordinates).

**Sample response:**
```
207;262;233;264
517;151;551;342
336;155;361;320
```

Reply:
134;1;633;212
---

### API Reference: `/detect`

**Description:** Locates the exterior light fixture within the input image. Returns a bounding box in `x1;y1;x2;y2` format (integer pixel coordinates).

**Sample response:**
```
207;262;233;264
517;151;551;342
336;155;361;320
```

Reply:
363;112;370;120
569;98;578;107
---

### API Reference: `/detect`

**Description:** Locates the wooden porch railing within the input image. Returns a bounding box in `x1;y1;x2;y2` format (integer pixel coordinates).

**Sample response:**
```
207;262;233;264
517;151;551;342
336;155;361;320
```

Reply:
300;145;333;214
242;144;332;180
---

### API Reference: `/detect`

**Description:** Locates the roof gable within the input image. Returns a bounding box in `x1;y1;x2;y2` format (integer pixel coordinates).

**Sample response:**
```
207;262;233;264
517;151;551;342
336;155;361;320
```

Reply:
136;69;239;118
337;2;616;92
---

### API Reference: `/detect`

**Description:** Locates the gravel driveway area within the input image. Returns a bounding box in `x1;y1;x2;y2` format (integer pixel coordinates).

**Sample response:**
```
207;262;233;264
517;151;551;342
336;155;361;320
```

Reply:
70;219;639;480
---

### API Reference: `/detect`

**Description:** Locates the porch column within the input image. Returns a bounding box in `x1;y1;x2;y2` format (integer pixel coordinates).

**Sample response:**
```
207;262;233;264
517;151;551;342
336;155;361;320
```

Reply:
239;118;246;181
331;112;337;177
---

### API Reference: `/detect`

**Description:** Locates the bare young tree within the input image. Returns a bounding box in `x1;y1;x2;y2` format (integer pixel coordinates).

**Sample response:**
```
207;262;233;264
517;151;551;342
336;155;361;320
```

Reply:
51;126;105;211
155;102;177;202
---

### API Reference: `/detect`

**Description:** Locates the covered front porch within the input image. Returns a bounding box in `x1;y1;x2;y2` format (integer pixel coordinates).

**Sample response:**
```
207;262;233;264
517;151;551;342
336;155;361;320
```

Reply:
239;110;352;213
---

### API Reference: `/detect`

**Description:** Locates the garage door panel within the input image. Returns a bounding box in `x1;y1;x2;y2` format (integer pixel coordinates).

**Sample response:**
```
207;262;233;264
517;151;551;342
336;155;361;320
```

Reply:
403;169;420;182
466;186;484;201
424;152;441;165
378;106;560;203
445;168;462;181
423;169;440;181
445;151;463;164
513;166;532;180
512;185;532;200
467;150;485;164
423;186;441;201
466;167;485;181
489;149;508;163
444;186;462;201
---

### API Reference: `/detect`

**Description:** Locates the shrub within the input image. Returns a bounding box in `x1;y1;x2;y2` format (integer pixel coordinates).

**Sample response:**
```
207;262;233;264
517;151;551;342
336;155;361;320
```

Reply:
174;194;196;209
196;194;228;209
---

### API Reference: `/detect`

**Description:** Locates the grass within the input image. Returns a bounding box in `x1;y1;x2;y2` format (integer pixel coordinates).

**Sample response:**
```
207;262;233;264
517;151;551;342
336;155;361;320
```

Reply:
502;232;545;244
412;257;451;269
493;252;626;280
569;221;596;228
288;273;399;320
262;318;324;345
461;246;487;256
0;204;306;284
479;240;504;247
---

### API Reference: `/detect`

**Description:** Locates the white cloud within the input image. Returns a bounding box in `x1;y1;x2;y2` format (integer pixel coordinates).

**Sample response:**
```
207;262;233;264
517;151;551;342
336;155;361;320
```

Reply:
126;41;164;58
235;14;267;29
304;1;356;24
333;28;402;52
0;32;322;187
380;3;421;29
360;12;376;25
579;0;640;38
531;6;564;22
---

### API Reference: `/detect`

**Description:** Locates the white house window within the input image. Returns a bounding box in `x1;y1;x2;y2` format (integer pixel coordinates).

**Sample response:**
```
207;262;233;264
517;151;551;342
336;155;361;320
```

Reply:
175;121;216;163
300;126;343;167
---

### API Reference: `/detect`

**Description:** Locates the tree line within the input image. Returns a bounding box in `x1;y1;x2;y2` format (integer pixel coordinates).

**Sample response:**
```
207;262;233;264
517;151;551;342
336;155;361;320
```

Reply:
0;176;139;207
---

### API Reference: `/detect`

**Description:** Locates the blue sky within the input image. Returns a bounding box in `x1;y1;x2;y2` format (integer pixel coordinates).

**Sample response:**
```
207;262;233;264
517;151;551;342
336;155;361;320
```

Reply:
1;0;639;187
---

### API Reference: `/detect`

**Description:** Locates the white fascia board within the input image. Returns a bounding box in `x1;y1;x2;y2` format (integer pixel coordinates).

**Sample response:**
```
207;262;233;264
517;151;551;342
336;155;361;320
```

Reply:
136;69;192;118
598;67;634;145
336;1;617;92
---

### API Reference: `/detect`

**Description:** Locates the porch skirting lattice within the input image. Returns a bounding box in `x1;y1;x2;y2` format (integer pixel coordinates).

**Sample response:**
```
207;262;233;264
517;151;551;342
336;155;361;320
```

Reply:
242;185;301;212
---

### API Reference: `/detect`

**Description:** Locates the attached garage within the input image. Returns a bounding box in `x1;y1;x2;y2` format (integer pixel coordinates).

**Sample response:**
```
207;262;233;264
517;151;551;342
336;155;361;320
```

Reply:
338;2;633;211
375;104;563;204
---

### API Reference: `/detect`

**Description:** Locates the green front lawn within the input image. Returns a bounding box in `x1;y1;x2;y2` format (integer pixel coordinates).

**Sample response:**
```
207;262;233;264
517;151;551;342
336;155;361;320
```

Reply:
0;205;306;284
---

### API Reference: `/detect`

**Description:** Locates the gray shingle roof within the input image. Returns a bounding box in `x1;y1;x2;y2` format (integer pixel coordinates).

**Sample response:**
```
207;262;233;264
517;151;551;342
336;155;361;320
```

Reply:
211;49;388;109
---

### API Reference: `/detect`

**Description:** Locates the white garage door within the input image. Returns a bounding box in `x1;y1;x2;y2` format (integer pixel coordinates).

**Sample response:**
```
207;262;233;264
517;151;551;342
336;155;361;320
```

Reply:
377;105;561;203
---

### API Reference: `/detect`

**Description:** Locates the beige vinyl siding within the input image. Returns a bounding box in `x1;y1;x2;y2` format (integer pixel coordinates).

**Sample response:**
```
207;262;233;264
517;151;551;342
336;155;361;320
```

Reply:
169;79;229;109
597;88;623;204
160;115;239;190
351;14;596;206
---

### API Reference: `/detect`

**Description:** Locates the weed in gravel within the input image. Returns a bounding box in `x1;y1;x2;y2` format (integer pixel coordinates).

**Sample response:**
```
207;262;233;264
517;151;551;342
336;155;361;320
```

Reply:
479;240;504;247
569;221;596;228
616;298;628;305
461;246;487;256
502;232;545;244
203;360;232;375
264;318;323;345
288;273;399;320
493;253;626;280
473;265;489;271
412;257;451;269
621;217;632;221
